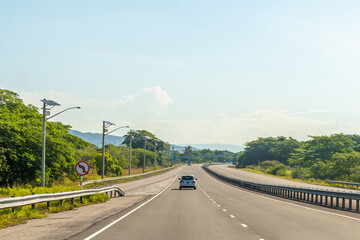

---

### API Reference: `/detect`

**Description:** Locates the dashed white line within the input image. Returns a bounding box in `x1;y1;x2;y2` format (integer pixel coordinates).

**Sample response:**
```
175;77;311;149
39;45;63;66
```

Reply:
217;204;221;207
241;224;248;228
223;209;227;212
202;168;360;222
230;215;235;218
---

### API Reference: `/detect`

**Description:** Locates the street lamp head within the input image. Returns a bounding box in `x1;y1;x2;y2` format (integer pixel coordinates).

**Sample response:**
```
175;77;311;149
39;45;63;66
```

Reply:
103;121;115;126
76;106;81;109
41;99;60;106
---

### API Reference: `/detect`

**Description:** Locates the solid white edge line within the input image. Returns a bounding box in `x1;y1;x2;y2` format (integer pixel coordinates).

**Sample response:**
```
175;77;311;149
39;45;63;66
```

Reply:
83;169;182;240
202;168;360;222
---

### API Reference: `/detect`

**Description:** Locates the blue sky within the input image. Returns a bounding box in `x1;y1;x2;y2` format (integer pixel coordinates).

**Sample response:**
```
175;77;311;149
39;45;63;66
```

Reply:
1;1;360;146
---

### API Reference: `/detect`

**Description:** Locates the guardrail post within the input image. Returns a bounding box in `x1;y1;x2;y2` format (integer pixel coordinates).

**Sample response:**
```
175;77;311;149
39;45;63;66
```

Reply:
47;202;50;209
71;198;74;205
349;199;352;211
31;193;35;209
80;196;83;204
356;200;359;212
330;196;333;207
325;195;328;206
336;197;339;208
342;198;345;209
307;193;310;201
311;194;314;202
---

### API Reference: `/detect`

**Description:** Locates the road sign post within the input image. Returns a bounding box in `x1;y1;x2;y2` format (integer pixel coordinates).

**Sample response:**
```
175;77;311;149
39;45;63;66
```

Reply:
75;161;90;190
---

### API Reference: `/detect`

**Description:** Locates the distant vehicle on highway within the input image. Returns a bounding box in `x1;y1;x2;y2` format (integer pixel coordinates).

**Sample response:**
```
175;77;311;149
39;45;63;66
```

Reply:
179;175;197;190
187;161;191;166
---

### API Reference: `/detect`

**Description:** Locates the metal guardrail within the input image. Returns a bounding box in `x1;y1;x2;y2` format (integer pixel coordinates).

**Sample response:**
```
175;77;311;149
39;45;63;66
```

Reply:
327;180;360;188
0;165;181;211
203;164;360;212
83;164;181;186
0;186;125;210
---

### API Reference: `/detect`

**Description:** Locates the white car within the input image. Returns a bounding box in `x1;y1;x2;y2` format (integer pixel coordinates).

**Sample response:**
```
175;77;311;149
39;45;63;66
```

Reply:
179;175;197;190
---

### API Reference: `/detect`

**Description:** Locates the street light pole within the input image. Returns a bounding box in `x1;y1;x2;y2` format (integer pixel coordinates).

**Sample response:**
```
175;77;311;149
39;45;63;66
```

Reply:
162;143;165;169
128;130;138;176
101;121;107;179
143;136;151;174
129;134;132;176
172;145;175;165
41;101;47;187
168;143;170;168
154;139;157;171
101;122;129;179
143;138;147;174
41;99;80;187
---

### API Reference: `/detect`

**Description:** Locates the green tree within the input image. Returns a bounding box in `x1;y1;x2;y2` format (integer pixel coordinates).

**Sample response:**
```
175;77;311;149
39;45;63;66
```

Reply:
94;152;123;177
0;88;92;186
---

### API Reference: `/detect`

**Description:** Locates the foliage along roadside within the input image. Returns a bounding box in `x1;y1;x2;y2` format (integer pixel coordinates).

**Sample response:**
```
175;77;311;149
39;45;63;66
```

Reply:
235;135;360;183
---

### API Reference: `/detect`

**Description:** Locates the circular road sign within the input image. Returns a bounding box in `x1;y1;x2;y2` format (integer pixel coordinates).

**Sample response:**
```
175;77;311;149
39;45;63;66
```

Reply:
75;161;90;176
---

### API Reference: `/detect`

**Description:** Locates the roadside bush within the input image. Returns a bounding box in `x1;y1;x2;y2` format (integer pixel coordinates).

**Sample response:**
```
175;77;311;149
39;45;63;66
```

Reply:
266;163;287;176
291;167;311;180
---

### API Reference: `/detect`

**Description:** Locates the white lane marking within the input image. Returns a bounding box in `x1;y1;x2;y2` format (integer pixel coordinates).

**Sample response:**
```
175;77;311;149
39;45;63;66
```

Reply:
241;224;248;228
259;239;265;240
217;204;221;207
230;215;235;218
202;169;360;222
223;209;227;212
213;201;216;204
83;169;181;240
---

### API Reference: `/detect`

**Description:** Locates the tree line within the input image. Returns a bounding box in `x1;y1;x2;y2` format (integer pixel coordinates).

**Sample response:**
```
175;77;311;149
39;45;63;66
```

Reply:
0;89;176;187
236;134;360;182
0;88;234;187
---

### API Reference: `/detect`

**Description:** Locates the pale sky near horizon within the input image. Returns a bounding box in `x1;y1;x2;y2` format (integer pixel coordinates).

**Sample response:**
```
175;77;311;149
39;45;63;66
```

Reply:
1;1;360;146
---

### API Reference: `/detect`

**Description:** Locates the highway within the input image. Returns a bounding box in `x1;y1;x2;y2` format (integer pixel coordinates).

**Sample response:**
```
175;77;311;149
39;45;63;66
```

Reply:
74;164;360;240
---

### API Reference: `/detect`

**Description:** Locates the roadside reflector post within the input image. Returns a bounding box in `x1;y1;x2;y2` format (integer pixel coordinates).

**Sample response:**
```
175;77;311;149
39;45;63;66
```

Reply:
80;176;83;190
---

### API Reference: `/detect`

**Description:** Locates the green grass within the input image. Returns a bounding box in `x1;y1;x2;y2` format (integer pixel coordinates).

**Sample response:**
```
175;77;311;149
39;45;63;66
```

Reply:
0;194;108;228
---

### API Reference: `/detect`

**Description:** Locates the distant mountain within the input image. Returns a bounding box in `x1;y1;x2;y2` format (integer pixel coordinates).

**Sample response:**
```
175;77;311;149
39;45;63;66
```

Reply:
70;130;244;152
70;130;125;147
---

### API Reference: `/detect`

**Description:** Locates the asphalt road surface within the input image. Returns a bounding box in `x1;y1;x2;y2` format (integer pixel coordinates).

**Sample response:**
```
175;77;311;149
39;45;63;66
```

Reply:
76;164;360;240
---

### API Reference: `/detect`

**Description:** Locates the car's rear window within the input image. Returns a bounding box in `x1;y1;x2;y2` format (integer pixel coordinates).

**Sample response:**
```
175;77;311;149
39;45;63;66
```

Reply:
182;176;194;180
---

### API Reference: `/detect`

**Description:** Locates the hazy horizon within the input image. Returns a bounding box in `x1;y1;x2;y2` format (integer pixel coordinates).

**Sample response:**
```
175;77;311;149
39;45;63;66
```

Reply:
2;1;360;145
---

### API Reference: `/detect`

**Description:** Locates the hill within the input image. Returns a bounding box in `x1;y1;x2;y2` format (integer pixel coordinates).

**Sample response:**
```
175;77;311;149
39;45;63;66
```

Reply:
69;130;243;152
